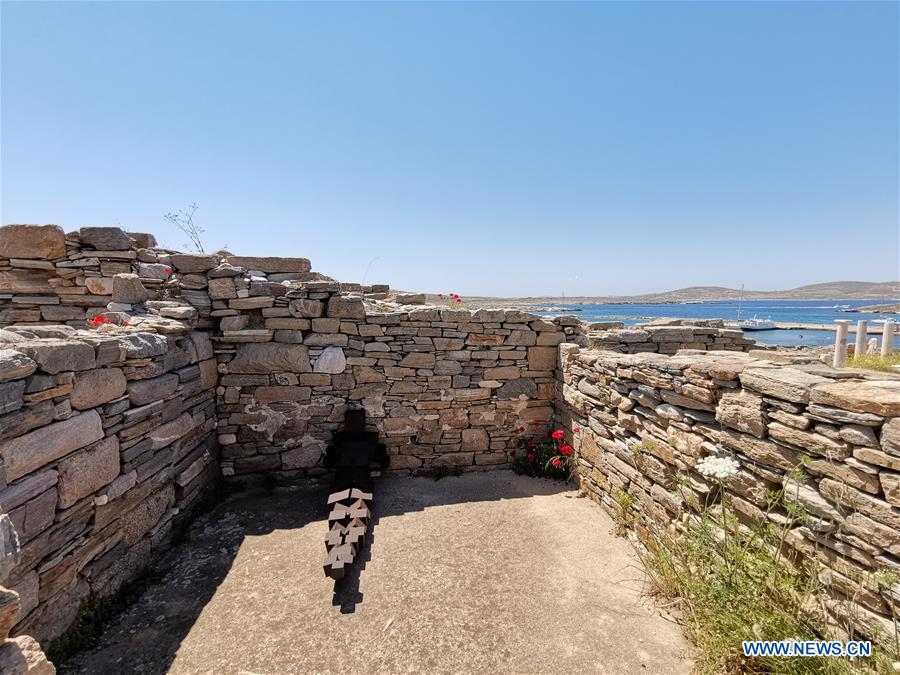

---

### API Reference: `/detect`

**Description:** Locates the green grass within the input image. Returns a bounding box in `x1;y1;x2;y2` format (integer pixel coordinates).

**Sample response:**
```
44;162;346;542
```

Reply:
846;352;900;372
632;482;899;674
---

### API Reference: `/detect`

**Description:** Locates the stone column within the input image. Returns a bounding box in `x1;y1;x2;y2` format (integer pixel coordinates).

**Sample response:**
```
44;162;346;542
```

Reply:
882;320;896;356
853;320;868;358
833;320;850;368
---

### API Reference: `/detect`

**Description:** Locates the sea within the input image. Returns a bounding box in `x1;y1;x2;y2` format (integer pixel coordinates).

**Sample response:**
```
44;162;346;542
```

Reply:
534;299;898;347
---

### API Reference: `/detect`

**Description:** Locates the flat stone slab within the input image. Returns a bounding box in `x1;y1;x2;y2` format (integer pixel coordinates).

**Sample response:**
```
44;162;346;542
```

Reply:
61;472;691;674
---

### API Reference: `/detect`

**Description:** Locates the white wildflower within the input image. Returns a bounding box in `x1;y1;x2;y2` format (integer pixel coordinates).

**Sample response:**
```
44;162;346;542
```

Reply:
696;455;739;480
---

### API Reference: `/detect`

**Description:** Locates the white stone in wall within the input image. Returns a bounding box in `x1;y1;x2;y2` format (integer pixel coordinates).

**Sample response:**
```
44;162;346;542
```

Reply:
313;347;346;374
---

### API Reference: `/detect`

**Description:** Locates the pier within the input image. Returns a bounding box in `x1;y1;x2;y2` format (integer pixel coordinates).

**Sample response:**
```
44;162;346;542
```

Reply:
772;322;888;334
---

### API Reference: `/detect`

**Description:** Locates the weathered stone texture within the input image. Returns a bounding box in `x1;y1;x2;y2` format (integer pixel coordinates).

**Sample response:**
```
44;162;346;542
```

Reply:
0;411;104;481
0;225;66;260
561;343;900;644
56;436;120;508
70;368;126;410
228;343;311;374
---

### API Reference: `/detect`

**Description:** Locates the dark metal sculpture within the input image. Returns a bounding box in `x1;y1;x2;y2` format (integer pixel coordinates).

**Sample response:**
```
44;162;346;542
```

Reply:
323;409;388;579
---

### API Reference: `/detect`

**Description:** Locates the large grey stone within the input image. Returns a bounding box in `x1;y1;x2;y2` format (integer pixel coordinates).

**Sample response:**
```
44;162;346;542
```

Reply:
718;429;798;470
207;278;237;300
0;470;57;512
127;373;179;405
84;277;114;295
15;340;95;374
116;333;169;358
149;413;195;450
527;346;557;371
225;256;311;273
882;417;900;456
79;227;135;250
56;436;120;508
0;350;36;382
228;343;311;374
810;380;900;417
0;635;55;675
313;347;346;374
112;273;149;305
0;410;104;481
782;477;844;521
739;367;830;404
767;422;850;460
716;389;766;437
326;296;365;320
289;299;323;318
806;403;882;426
0;224;66;260
70;368;126;410
497;378;537;400
0;380;25;414
170;254;220;273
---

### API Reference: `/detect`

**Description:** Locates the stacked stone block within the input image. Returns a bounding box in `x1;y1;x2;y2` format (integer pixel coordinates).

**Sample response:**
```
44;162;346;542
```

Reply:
559;344;900;643
0;327;219;644
587;324;757;354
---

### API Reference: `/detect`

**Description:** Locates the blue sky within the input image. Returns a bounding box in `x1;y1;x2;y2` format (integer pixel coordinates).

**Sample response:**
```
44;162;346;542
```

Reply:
2;1;897;296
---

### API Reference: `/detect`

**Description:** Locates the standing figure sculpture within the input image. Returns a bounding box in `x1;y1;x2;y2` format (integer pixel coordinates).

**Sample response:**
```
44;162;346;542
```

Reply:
322;409;388;579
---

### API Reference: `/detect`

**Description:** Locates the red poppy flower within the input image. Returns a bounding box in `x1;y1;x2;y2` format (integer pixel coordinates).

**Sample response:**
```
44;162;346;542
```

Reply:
438;294;444;298
164;267;173;274
90;315;108;327
517;426;525;433
527;453;535;462
573;427;581;433
122;320;130;327
455;298;462;303
560;445;573;456
551;430;565;440
551;458;562;468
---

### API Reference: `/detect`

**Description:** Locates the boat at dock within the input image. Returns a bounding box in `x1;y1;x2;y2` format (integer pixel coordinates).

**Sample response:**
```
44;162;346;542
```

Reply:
727;285;776;330
727;316;777;331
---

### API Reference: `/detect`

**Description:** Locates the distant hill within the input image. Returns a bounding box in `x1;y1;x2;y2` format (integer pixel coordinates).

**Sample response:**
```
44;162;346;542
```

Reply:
459;281;900;307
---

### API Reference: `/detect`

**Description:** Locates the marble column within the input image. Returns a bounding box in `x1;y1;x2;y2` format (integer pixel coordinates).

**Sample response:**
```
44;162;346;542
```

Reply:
882;320;895;356
833;320;850;368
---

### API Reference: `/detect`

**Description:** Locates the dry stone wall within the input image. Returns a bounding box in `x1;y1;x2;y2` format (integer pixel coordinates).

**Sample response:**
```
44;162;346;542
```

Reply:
558;344;900;642
213;293;570;480
586;322;757;353
7;221;900;656
0;326;219;644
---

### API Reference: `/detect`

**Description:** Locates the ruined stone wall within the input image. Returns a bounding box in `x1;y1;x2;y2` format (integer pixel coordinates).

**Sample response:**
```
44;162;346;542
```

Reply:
0;327;219;644
586;323;758;353
558;344;900;641
213;295;571;480
0;224;336;330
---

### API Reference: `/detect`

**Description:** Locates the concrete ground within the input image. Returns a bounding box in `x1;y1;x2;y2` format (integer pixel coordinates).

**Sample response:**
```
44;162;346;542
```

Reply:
62;472;692;675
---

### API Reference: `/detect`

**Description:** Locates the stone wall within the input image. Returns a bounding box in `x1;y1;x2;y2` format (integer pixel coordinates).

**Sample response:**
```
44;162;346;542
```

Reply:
213;295;569;481
586;322;758;354
558;344;900;641
0;326;219;644
0;224;337;330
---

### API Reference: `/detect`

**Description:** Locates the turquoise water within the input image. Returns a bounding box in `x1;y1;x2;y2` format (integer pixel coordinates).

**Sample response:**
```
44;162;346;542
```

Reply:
535;299;898;346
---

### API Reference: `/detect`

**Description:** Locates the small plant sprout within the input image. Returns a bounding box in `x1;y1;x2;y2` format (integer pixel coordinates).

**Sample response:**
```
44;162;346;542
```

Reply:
695;456;739;480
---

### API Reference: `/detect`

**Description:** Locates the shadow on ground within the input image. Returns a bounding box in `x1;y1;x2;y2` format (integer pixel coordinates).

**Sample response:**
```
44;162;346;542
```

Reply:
61;471;690;675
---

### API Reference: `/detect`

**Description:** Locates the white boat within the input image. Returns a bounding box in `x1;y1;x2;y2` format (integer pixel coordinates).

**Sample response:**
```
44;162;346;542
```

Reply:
728;285;776;330
728;316;777;331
